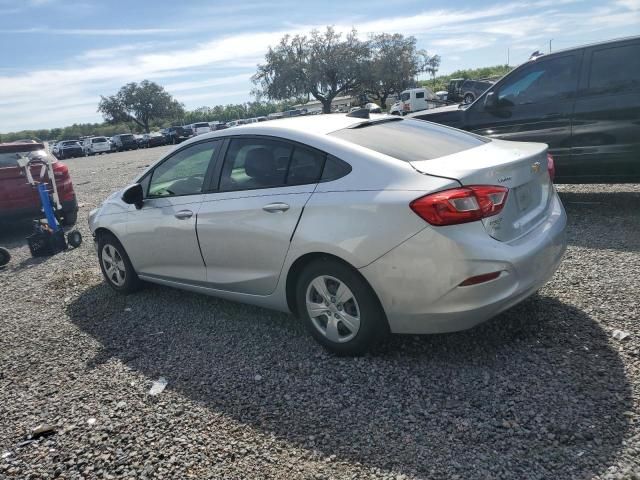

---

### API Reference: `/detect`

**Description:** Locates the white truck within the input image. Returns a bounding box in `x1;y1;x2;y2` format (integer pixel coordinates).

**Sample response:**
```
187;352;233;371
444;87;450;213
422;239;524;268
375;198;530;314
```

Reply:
390;87;438;115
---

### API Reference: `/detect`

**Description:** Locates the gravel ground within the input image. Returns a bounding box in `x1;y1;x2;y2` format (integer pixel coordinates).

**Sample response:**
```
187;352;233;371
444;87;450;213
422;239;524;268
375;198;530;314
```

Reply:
0;148;639;479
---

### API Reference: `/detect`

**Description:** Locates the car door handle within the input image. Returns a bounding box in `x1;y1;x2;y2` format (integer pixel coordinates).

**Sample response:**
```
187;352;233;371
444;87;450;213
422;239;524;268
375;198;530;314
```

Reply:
262;202;290;213
174;209;193;220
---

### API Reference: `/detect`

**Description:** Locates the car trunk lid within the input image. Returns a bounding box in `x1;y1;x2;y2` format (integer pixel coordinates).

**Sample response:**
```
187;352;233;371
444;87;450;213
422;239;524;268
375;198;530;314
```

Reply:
410;139;552;242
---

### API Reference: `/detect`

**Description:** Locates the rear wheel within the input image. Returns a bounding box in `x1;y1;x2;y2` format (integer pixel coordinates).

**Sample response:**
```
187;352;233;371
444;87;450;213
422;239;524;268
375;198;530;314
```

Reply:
61;209;78;227
464;93;475;104
0;247;10;268
295;259;388;356
98;233;140;294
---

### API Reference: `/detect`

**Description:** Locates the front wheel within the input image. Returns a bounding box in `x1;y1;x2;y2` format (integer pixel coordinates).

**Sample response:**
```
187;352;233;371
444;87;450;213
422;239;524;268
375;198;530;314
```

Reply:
295;259;388;356
463;93;475;104
98;233;140;294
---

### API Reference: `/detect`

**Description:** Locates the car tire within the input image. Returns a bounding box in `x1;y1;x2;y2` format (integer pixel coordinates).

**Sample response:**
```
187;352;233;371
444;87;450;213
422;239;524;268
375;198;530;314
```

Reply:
61;209;78;227
98;232;141;294
295;258;389;356
0;247;10;268
464;93;475;104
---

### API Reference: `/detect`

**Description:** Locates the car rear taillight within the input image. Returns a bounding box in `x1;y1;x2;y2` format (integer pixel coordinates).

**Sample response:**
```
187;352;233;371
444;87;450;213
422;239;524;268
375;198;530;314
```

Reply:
53;162;69;179
410;186;509;226
547;153;555;182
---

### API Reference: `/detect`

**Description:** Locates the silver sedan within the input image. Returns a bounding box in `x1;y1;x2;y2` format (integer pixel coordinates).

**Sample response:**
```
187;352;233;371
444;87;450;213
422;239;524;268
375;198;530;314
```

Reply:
89;112;567;355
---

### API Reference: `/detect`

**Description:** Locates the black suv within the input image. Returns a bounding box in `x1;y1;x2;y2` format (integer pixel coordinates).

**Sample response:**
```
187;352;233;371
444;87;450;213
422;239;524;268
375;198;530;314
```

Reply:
110;134;138;152
163;126;192;145
458;79;494;104
411;36;640;183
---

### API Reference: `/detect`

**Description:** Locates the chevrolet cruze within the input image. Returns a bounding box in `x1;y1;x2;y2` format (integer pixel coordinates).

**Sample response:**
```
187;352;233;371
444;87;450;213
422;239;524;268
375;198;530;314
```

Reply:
89;113;567;355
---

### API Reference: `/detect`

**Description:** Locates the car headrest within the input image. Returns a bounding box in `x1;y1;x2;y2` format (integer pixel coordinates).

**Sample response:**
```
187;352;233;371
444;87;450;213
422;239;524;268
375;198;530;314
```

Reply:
245;147;277;182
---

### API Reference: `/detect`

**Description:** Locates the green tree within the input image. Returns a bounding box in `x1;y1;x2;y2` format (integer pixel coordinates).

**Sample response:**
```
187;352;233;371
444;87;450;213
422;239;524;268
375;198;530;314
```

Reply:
98;80;184;133
253;27;369;114
360;33;422;109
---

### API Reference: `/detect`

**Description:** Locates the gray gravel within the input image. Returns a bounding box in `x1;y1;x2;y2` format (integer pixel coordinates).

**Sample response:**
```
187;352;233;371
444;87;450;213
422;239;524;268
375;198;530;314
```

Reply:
1;148;639;479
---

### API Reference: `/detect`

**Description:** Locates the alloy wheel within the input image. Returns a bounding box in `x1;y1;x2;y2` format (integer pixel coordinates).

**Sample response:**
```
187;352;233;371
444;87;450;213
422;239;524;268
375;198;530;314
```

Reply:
101;244;126;287
305;275;361;343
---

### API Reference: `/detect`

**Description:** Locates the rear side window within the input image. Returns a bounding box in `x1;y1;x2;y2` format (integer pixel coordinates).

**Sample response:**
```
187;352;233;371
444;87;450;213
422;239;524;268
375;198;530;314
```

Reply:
219;138;292;192
287;146;325;185
329;119;488;162
416;91;425;99
588;43;640;95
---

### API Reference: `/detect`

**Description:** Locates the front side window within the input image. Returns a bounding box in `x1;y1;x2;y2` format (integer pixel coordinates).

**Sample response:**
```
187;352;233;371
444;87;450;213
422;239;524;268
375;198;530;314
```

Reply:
148;141;217;197
497;55;578;106
588;43;640;95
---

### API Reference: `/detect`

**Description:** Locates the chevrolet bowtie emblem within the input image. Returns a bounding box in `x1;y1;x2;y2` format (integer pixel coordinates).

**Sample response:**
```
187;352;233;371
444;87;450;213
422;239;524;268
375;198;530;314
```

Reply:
531;162;541;173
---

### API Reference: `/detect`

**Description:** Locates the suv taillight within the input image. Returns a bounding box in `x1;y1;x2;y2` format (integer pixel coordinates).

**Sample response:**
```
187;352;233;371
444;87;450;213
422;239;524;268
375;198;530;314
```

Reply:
547;153;555;182
410;186;509;226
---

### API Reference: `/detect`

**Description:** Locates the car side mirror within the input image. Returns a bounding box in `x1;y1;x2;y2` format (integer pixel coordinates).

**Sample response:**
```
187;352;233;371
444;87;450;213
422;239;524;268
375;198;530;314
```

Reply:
484;91;498;110
122;183;144;209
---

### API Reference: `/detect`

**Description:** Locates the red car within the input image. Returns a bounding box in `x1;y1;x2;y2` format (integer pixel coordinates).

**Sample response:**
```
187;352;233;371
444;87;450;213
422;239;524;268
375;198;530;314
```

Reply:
0;142;78;226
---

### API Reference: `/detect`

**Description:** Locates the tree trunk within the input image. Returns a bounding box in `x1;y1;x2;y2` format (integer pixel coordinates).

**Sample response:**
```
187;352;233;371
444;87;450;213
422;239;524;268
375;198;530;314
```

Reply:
322;99;332;114
380;93;389;109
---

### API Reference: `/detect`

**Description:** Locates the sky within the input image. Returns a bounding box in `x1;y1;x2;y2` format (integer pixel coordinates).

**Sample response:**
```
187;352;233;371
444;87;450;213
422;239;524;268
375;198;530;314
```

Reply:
0;0;638;133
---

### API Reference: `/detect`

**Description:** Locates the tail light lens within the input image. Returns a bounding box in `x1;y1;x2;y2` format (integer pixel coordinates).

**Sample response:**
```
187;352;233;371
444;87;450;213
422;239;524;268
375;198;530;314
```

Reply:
410;185;509;226
547;153;555;182
53;162;69;179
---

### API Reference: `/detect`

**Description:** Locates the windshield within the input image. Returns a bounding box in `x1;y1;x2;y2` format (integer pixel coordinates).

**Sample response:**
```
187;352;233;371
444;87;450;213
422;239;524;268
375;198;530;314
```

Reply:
329;118;488;162
194;123;209;128
62;141;79;146
120;134;134;141
400;92;410;101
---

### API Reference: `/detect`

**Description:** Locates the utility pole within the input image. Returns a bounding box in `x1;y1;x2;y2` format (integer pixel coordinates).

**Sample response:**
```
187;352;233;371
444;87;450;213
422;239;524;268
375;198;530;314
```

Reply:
549;38;553;53
507;47;510;66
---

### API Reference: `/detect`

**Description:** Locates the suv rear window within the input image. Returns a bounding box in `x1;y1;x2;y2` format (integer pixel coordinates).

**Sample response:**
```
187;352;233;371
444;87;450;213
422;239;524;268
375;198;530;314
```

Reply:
120;134;134;141
329;118;488;162
193;123;209;128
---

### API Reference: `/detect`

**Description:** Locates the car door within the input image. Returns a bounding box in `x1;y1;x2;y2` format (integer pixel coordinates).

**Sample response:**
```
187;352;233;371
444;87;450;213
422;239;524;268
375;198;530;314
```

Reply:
121;140;220;283
464;52;581;172
197;136;326;295
569;40;640;182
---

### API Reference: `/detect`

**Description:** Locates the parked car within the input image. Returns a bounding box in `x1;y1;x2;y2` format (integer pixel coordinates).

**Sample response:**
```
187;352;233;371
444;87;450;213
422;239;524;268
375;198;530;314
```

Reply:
1;142;78;225
447;78;466;102
82;136;111;156
410;35;640;183
163;126;192;145
53;140;83;159
459;79;495;104
190;122;211;136
89;112;566;355
110;134;138;152
209;122;227;131
139;132;166;148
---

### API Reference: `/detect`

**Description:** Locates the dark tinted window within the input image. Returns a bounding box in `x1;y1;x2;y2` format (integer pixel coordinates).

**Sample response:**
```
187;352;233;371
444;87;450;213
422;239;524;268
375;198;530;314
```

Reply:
416;91;425;99
120;134;134;141
497;55;578;106
588;43;640;95
287;146;325;185
321;155;351;182
329;119;488;162
400;92;410;101
148;141;217;197
219;138;292;192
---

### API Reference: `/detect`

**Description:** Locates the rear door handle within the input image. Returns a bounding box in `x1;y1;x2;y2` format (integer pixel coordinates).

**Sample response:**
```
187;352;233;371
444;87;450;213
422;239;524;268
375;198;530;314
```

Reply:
262;202;290;213
174;209;193;220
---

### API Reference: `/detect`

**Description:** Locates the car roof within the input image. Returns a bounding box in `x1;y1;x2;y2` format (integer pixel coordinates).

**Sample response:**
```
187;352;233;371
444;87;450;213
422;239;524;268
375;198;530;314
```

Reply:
526;34;640;61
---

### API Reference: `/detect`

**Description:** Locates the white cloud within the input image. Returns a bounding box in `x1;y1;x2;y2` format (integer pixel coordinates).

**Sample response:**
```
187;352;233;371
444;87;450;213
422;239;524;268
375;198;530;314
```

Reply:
1;0;638;132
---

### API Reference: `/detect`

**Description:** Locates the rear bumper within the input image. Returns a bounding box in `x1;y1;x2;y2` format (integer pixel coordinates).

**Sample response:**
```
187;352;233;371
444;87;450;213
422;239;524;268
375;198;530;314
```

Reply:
359;191;567;334
0;196;77;220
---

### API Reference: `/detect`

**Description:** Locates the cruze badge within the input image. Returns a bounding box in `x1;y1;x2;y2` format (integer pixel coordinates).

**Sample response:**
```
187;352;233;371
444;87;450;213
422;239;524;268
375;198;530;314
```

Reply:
531;162;541;173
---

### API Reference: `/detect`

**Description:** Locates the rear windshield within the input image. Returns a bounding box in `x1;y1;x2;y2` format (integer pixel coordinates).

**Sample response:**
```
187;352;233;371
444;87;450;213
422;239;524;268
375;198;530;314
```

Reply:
120;134;134;141
0;149;51;167
92;137;107;143
329;118;488;162
193;123;209;128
